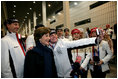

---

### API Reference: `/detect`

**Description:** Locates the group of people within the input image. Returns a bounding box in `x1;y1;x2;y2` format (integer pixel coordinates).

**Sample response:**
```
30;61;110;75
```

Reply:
1;18;116;78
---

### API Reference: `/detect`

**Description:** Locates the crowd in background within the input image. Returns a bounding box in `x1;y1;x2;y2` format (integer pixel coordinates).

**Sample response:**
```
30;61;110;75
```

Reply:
1;18;117;78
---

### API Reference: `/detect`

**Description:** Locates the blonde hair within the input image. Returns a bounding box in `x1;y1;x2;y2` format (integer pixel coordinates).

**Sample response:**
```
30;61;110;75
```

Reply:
103;32;114;54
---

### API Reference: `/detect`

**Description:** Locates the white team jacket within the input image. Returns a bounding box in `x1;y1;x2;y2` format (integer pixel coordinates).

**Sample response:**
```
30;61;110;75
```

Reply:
50;37;96;77
89;40;112;72
1;32;25;78
71;49;91;71
26;34;36;51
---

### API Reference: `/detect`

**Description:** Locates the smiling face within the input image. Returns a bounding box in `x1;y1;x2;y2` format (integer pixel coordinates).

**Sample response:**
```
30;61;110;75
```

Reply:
91;31;97;37
39;33;50;46
64;30;69;36
72;33;80;40
7;22;19;33
57;29;63;38
50;33;58;44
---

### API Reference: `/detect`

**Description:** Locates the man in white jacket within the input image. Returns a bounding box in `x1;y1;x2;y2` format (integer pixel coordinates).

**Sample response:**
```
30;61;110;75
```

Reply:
1;18;26;78
49;29;98;78
26;24;44;51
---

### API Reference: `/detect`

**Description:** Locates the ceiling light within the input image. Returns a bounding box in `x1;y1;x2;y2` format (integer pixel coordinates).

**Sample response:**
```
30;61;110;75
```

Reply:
58;12;61;15
14;5;16;7
25;16;27;18
30;8;32;10
48;19;51;21
39;14;41;16
48;4;51;7
13;15;15;17
27;13;29;15
52;16;55;18
13;11;15;13
74;2;78;5
33;1;35;4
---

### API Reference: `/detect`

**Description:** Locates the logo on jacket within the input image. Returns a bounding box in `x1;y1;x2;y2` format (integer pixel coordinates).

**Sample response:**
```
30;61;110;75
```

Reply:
14;46;19;48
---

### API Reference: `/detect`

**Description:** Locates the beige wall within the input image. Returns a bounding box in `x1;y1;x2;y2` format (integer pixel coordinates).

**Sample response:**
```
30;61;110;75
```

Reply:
47;1;117;32
70;1;117;31
47;11;64;29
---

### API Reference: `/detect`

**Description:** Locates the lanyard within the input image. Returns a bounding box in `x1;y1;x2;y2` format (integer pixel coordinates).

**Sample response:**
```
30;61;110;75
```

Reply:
76;49;78;56
93;46;99;56
16;33;26;56
92;46;99;60
49;43;54;49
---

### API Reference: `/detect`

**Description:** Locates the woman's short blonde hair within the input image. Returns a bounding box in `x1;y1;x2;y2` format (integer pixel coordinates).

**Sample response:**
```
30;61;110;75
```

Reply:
34;27;50;43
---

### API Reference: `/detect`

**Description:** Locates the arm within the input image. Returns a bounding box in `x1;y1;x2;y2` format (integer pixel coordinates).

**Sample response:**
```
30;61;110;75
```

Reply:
101;41;113;64
1;39;13;78
26;35;35;51
81;53;91;69
64;37;96;49
109;39;114;55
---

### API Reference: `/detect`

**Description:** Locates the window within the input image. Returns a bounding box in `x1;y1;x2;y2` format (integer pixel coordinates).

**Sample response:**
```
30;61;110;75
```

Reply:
90;1;109;9
74;18;91;26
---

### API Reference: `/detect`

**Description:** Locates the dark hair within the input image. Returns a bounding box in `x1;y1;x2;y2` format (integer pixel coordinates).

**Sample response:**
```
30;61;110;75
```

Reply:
64;28;69;32
35;24;45;29
56;28;63;32
34;27;50;43
50;29;56;35
4;18;19;30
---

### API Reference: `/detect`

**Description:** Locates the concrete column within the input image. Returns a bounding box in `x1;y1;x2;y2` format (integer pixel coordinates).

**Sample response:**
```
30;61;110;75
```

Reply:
63;1;71;29
21;28;23;35
2;2;7;19
1;17;6;36
25;23;27;35
42;1;47;26
23;27;25;35
2;2;8;36
33;11;36;30
28;19;31;35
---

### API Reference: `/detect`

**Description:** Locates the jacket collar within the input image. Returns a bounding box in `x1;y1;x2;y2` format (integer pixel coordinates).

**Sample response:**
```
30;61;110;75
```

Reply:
7;31;21;39
36;41;52;52
36;41;45;49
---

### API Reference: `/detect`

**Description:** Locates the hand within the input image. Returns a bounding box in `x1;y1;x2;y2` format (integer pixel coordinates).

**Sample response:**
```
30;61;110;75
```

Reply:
80;66;83;70
98;60;103;66
26;46;34;52
90;60;94;65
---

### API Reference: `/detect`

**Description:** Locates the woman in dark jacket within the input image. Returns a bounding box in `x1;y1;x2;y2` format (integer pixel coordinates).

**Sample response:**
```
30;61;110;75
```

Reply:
24;27;57;78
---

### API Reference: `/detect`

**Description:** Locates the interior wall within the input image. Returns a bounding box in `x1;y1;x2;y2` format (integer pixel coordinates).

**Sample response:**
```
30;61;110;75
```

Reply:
47;1;117;33
70;1;117;31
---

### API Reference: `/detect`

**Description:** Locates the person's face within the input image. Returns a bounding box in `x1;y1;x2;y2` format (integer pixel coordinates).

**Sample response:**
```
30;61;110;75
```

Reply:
7;22;19;33
72;33;80;40
39;33;50;46
91;32;97;37
80;32;83;38
65;30;69;36
99;30;104;40
50;33;58;44
104;33;109;39
57;30;63;37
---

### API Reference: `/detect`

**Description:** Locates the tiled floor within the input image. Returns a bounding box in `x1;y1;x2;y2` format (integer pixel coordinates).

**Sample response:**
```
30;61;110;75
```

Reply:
87;63;117;78
106;63;117;78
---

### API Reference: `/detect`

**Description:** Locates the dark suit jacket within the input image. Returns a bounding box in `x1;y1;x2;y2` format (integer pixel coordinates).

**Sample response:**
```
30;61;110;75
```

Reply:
24;41;57;78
